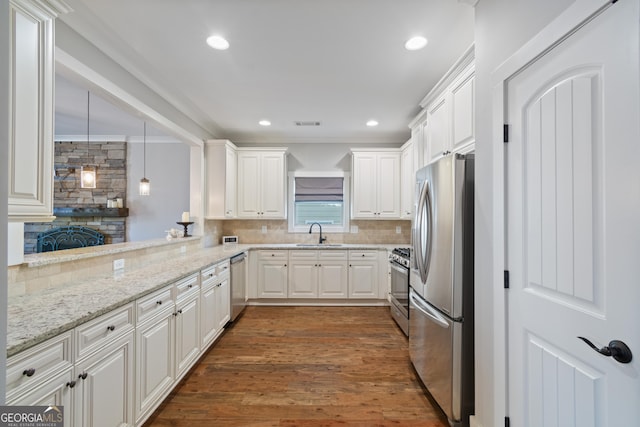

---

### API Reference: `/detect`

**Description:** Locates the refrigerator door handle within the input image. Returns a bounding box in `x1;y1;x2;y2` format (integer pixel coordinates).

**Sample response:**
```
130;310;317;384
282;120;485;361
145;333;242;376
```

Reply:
410;290;450;329
415;180;432;284
423;181;433;282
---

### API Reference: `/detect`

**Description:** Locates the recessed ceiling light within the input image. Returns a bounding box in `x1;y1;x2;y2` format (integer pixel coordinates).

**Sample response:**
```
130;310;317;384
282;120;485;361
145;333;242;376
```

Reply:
366;120;379;127
206;35;229;50
405;36;428;51
259;120;271;126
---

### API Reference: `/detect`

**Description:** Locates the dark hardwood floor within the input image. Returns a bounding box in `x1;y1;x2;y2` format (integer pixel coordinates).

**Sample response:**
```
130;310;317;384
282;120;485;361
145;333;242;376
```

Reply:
144;306;449;426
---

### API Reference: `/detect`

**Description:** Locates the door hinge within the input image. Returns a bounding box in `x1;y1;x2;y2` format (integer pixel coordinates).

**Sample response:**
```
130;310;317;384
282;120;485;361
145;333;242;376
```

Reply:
504;270;510;289
503;124;509;143
505;416;510;427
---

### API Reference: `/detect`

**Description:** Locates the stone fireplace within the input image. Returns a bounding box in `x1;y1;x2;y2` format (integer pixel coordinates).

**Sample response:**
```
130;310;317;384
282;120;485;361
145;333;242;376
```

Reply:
24;140;128;253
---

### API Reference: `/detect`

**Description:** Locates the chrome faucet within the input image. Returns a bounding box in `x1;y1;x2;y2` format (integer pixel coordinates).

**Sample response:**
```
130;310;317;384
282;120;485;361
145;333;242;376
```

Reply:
308;222;327;244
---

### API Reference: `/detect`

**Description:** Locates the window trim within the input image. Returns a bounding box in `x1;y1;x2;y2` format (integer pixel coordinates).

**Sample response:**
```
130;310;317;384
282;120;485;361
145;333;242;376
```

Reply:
287;171;350;233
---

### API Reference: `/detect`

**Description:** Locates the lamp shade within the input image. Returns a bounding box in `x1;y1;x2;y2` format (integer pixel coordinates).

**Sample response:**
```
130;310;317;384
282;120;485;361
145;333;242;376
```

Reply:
139;177;150;196
80;165;97;189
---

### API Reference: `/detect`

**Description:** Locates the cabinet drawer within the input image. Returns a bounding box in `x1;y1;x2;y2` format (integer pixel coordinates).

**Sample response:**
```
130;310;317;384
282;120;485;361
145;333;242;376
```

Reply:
201;264;217;284
289;250;317;260
349;250;378;260
258;250;288;261
136;286;174;324
217;260;230;278
75;303;134;361
319;250;348;260
175;273;200;301
6;331;73;399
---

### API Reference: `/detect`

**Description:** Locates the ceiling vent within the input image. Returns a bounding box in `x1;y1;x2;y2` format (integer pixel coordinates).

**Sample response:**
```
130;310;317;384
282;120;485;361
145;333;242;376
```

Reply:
295;121;321;127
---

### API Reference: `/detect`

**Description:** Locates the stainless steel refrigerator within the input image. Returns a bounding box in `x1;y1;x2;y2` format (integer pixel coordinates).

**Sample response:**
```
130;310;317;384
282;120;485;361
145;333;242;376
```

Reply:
409;153;474;427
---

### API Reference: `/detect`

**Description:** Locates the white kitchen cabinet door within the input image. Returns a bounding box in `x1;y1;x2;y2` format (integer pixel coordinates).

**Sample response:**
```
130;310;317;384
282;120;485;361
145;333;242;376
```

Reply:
200;284;218;348
237;151;262;218
351;150;401;219
257;251;288;298
425;94;450;165
400;140;415;219
351;153;378;218
215;277;231;332
237;149;287;219
135;310;175;423
348;251;379;299
288;253;318;298
450;64;475;153
73;331;134;427
204;140;237;219
318;263;348;298
174;293;200;381
260;152;286;218
7;0;68;222
376;153;401;218
6;368;74;427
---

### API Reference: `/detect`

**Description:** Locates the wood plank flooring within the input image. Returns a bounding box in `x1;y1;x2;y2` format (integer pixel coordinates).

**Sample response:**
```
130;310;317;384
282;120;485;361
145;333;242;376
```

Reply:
144;306;449;427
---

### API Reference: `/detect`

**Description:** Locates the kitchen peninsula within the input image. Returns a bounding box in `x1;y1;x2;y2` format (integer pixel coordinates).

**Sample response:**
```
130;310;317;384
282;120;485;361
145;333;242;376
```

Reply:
6;237;400;426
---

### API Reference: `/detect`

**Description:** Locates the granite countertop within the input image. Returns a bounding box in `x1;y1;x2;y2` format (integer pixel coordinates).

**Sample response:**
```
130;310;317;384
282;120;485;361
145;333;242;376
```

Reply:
7;244;248;357
7;242;407;357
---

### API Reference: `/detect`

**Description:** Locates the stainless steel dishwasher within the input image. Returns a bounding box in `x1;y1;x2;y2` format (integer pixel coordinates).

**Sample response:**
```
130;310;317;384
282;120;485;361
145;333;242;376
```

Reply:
229;252;247;322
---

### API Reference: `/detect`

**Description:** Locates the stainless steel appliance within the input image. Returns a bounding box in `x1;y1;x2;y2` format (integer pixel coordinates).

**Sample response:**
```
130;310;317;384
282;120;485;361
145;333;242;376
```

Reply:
229;252;247;322
389;247;410;336
409;154;474;427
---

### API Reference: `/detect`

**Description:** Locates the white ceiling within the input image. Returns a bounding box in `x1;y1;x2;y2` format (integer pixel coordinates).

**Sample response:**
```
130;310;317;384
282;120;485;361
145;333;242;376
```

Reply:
56;0;474;144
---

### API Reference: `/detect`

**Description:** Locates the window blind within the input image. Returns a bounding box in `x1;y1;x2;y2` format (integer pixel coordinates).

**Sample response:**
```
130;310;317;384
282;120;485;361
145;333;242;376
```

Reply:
294;177;344;202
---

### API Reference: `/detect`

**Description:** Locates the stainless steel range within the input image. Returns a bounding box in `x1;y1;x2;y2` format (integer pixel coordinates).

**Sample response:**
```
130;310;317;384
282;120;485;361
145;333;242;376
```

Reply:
389;247;410;336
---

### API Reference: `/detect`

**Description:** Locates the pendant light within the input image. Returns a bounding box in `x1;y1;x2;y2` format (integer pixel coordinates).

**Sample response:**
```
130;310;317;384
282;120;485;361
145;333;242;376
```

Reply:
139;121;150;195
80;91;97;188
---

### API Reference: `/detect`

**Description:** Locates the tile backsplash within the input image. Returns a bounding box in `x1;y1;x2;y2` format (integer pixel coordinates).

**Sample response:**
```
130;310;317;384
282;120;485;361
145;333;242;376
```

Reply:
212;219;411;245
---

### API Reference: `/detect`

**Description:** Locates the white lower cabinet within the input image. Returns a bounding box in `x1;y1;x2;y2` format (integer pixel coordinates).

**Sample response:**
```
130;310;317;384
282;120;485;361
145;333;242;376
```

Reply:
7;369;74;426
134;272;204;425
257;250;288;298
288;250;349;298
73;331;135;427
201;261;230;349
135;304;175;424
348;251;380;299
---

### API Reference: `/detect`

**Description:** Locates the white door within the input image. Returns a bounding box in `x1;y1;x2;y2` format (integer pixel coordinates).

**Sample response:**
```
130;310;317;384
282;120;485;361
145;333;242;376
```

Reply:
506;2;639;425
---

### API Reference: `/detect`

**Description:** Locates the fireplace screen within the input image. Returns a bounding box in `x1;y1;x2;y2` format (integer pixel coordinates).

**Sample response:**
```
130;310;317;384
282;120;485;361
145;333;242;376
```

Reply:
36;226;105;253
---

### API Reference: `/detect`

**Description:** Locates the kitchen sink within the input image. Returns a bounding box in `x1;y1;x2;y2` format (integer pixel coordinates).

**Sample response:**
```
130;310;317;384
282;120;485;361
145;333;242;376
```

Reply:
295;243;343;247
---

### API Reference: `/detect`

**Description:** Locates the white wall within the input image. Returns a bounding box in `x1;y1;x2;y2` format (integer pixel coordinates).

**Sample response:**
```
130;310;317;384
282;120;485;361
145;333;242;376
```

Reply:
0;0;9;403
472;1;576;426
127;141;190;241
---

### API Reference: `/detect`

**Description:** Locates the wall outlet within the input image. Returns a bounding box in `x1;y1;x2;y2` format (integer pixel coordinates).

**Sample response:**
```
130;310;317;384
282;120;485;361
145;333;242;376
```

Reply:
350;225;358;233
113;259;125;271
396;226;402;234
261;225;267;234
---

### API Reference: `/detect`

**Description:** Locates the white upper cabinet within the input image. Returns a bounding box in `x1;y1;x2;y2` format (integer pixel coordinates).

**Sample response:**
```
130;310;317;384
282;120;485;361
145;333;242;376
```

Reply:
205;140;237;219
351;149;401;219
412;46;475;168
450;63;475;153
426;93;451;163
236;148;287;219
8;0;71;222
400;140;415;219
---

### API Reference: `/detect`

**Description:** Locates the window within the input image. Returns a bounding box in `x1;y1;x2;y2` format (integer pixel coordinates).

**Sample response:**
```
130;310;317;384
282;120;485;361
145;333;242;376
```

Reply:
288;172;350;233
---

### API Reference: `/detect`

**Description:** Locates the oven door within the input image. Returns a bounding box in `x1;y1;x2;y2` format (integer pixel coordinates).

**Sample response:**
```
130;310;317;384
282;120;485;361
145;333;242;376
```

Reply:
389;260;409;318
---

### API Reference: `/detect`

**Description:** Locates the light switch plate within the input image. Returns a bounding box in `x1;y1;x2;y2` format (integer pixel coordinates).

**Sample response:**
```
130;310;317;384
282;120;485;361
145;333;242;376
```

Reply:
350;225;358;233
261;225;267;234
396;226;402;234
113;259;125;271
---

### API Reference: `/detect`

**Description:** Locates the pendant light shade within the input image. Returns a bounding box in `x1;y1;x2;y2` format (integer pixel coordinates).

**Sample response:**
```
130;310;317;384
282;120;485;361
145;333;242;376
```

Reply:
80;91;97;189
139;121;150;195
